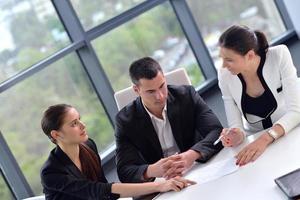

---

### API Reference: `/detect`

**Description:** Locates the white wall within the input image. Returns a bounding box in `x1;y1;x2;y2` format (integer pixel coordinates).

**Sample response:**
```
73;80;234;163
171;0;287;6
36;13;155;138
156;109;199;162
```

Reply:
283;0;300;37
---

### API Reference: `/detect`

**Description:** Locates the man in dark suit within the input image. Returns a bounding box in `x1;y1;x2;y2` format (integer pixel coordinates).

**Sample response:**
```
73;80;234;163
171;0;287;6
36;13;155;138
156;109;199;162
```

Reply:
115;57;223;183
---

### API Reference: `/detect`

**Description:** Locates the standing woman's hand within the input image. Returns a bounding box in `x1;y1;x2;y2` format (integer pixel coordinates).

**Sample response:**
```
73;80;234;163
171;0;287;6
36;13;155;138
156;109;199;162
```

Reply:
235;131;274;166
158;176;196;192
220;128;244;147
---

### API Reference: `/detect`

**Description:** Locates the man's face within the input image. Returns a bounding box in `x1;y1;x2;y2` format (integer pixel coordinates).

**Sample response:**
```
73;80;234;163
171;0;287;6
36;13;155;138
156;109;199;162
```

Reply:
134;71;168;112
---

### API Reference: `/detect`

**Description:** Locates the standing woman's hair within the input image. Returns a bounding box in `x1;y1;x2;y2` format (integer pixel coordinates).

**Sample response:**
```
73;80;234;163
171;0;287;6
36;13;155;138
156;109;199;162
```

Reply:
41;104;102;181
219;25;269;56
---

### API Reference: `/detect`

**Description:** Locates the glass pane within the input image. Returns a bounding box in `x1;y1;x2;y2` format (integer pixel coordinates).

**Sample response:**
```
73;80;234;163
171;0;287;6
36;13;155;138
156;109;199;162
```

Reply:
0;0;69;83
186;0;286;69
0;173;13;200
0;54;114;195
71;0;145;30
92;1;204;91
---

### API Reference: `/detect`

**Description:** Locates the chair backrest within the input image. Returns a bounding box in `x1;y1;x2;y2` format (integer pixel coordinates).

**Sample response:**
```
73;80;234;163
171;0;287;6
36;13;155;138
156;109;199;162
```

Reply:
114;68;191;110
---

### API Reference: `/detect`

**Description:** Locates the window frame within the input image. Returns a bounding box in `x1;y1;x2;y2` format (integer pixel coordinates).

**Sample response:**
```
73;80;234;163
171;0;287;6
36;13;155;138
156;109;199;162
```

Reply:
0;132;33;199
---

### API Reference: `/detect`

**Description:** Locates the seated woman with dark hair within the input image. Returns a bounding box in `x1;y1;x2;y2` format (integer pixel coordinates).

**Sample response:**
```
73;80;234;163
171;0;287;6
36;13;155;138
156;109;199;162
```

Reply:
40;104;195;200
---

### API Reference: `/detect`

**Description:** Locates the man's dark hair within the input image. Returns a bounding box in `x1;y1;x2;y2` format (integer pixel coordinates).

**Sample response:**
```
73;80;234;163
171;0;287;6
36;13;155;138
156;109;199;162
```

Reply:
129;57;163;85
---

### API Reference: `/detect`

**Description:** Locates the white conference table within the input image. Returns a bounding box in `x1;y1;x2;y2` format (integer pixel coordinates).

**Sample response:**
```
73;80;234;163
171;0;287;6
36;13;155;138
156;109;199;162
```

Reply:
154;125;300;200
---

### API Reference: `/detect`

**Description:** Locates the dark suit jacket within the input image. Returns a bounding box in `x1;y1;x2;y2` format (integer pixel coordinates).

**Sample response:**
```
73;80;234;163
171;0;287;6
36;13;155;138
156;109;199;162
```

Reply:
40;138;119;200
115;85;223;183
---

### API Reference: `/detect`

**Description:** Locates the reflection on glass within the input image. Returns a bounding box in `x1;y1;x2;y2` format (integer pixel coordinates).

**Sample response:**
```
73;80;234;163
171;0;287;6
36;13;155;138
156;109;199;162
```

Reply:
0;54;114;195
186;0;286;69
92;1;204;91
0;0;69;83
0;173;13;200
71;0;145;30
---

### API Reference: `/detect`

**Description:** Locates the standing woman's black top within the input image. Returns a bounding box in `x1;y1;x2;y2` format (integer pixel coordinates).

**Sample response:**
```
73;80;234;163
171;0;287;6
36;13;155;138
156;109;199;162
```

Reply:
238;53;277;129
40;138;120;200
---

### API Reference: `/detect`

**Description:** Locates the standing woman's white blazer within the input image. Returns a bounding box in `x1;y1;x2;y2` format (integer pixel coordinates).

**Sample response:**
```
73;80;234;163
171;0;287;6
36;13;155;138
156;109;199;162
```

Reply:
218;44;300;134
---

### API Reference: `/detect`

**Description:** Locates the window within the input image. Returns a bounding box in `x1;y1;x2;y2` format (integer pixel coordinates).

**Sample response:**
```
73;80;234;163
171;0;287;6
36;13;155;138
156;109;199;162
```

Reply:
0;53;114;195
0;0;292;197
92;1;204;91
0;172;13;200
186;0;286;69
0;0;69;83
71;0;145;30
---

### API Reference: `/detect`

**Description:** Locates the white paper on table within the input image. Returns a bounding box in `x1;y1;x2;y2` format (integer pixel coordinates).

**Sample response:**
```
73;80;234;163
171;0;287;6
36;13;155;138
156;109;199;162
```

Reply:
153;157;239;200
184;156;239;184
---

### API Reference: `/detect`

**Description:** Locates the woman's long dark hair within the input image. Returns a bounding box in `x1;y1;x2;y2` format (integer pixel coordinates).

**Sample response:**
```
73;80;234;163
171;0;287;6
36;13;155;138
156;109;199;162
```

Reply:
219;25;269;56
41;104;101;181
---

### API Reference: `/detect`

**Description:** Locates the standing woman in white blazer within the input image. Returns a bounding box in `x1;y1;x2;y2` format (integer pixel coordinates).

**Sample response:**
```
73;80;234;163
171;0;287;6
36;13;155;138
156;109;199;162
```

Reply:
218;25;300;166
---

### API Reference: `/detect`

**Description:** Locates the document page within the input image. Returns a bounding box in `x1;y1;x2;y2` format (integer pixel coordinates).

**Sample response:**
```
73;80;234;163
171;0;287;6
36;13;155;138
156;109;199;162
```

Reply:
185;157;239;184
153;157;239;200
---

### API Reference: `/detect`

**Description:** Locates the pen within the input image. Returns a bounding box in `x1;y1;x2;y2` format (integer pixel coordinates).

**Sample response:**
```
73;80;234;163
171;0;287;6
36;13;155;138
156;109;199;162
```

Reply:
213;128;231;145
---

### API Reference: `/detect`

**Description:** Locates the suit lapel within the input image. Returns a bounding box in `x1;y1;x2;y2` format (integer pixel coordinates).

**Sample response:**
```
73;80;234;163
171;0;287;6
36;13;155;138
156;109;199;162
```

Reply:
230;75;243;111
54;146;85;179
136;98;163;159
167;91;183;151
